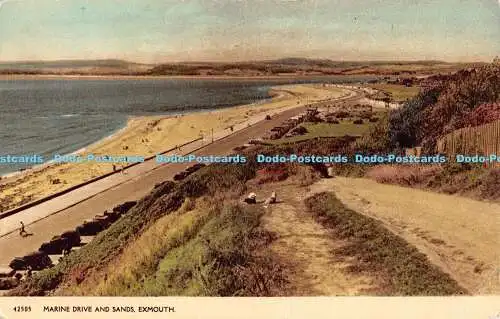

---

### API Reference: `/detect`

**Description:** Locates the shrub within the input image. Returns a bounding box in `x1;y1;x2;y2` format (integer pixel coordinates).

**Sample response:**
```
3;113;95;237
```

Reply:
291;126;308;135
366;165;442;186
353;115;391;153
333;110;350;119
479;169;500;200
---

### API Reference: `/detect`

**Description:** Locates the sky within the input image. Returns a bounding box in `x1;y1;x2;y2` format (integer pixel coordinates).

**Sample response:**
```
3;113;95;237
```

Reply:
0;0;498;63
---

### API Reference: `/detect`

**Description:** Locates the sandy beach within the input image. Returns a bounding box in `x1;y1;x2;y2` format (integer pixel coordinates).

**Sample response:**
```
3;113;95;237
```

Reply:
0;84;345;212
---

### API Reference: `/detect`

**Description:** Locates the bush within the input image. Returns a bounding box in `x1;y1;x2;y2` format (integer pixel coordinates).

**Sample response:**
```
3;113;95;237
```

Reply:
479;169;500;200
420;64;500;150
366;165;442;186
353;115;391;153
333;110;350;119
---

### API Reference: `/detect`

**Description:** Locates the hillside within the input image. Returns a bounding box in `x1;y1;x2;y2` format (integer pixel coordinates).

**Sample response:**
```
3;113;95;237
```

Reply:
350;62;500;200
0;58;477;77
0;59;151;75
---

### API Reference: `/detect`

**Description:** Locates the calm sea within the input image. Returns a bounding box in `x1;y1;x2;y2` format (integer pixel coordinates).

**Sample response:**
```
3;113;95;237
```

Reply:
0;76;373;174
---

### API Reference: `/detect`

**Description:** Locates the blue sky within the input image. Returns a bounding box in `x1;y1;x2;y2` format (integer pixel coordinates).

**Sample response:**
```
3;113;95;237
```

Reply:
0;0;498;62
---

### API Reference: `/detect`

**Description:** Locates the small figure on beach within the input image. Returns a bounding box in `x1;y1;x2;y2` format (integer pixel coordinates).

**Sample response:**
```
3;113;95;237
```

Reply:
230;125;234;132
19;221;27;237
112;164;117;172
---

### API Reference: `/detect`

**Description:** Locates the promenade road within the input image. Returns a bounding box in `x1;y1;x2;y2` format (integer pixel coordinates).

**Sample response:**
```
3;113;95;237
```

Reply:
0;88;362;265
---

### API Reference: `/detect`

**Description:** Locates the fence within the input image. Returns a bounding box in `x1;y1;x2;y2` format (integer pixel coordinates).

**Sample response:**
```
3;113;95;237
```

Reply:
436;120;500;167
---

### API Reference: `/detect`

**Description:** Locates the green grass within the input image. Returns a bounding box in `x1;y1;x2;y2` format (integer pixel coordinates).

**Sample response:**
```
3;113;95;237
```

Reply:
364;84;420;102
304;192;467;296
131;203;284;296
271;121;372;144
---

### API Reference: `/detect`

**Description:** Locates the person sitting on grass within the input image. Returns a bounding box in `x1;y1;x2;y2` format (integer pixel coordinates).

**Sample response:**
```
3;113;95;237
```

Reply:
264;191;277;206
244;192;257;204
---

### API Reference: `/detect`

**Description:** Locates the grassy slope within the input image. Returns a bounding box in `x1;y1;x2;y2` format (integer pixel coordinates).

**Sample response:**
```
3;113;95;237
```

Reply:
364;84;421;102
74;199;282;297
269;121;373;145
9;161;258;296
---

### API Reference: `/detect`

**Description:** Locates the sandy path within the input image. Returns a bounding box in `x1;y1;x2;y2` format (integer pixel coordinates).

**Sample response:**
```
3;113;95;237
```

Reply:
309;177;500;294
259;182;373;295
0;84;347;212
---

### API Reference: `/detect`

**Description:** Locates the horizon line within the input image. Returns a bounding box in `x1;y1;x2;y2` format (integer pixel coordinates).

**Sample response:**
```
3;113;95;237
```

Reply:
0;57;491;65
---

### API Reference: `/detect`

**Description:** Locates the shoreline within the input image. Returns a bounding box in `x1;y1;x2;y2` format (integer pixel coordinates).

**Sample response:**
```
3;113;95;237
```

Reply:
0;117;133;182
0;88;283;183
0;84;347;211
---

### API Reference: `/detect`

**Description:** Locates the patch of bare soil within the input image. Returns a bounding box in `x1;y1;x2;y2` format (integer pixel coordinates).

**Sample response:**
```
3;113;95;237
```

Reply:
248;180;374;295
309;177;500;294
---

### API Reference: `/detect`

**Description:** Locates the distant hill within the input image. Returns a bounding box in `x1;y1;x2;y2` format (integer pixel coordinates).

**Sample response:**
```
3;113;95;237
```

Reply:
0;58;482;76
0;59;152;75
0;59;149;70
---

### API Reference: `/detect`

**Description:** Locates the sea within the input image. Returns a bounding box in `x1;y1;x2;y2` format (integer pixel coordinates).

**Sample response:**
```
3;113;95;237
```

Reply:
0;76;374;175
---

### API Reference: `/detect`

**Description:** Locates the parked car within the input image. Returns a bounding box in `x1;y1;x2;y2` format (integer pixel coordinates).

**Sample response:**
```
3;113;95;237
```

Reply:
39;236;71;255
112;201;137;215
9;251;53;271
185;163;206;174
0;277;18;290
232;145;247;152
103;211;120;223
173;171;189;181
61;230;81;247
0;267;15;278
76;219;106;236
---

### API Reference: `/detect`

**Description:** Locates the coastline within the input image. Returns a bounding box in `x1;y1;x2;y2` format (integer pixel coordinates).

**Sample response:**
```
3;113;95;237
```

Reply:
0;84;347;212
0;88;283;182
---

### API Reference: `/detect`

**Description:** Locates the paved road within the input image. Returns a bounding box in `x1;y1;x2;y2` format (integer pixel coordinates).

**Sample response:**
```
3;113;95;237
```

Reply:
0;89;362;265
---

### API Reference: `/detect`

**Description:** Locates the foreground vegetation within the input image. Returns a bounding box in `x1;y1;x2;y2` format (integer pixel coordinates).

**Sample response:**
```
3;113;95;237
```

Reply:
9;160;259;296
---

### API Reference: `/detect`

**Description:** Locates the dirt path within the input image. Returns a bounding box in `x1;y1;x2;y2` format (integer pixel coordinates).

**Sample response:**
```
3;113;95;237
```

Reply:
309;177;500;295
258;182;373;295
